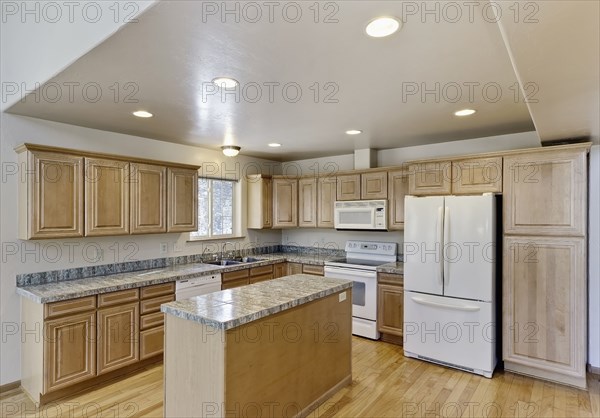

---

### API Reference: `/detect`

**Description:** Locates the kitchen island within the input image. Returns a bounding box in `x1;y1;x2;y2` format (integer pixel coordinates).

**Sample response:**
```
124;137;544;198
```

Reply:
160;274;353;418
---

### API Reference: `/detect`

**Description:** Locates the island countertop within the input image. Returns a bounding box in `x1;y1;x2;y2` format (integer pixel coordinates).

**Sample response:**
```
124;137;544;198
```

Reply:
160;274;353;330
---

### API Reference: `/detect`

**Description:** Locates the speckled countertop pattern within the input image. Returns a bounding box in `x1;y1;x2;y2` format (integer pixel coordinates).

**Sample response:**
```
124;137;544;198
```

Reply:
16;253;339;304
160;274;352;330
376;262;404;275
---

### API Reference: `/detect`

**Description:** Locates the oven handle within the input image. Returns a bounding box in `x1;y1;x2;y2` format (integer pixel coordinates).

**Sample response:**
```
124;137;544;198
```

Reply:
324;267;376;279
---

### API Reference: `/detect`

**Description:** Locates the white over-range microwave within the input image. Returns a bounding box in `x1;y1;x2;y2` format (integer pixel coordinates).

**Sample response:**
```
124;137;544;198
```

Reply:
334;200;387;231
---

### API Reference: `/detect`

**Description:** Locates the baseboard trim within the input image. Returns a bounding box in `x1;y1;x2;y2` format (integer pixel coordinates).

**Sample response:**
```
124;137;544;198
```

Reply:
297;374;352;418
380;333;403;346
505;361;587;390
0;380;21;395
587;364;600;377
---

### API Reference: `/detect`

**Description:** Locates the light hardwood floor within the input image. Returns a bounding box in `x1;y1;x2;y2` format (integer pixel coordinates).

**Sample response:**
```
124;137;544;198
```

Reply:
2;337;599;417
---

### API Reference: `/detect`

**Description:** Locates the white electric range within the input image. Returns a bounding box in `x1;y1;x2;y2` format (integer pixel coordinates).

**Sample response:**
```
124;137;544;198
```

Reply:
324;240;397;339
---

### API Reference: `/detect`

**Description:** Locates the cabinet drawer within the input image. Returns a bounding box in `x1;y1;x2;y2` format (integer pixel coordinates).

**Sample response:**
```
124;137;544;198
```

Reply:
140;326;165;360
223;268;249;282
249;273;274;284
44;296;97;319
140;294;175;315
378;273;404;286
98;288;139;308
140;311;165;330
141;282;175;300
250;265;273;276
302;264;324;276
221;277;248;290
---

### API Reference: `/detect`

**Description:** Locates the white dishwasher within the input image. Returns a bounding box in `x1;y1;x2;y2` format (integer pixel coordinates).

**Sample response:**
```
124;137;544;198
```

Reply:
175;274;222;300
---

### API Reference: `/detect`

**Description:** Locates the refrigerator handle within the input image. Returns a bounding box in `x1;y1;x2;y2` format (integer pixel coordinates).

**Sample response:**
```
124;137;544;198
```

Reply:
411;296;481;312
443;206;450;286
436;206;444;286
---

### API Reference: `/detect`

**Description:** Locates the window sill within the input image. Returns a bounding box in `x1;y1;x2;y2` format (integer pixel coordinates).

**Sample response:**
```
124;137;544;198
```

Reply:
186;235;246;243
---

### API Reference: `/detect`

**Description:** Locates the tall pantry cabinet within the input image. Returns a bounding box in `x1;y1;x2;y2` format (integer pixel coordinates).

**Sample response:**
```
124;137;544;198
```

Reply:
502;145;589;389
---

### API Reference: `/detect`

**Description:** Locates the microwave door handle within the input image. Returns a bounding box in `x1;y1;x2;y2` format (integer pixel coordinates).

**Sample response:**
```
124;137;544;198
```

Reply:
437;206;444;286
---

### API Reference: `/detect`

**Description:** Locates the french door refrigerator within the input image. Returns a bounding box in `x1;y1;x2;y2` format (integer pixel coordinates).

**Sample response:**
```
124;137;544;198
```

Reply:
403;194;497;378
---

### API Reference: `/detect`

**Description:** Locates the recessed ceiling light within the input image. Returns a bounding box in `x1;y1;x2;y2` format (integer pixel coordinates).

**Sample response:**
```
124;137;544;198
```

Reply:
212;77;239;89
132;110;153;118
221;145;241;157
268;143;281;147
454;109;477;117
365;17;401;38
346;130;362;135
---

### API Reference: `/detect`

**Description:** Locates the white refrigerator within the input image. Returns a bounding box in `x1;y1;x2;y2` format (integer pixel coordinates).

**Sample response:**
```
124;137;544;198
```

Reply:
403;194;497;378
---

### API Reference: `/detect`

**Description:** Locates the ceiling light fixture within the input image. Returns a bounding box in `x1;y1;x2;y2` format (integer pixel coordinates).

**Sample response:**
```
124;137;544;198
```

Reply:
268;143;281;147
221;145;241;157
212;77;239;89
454;109;477;117
132;110;153;118
345;130;362;135
365;17;401;38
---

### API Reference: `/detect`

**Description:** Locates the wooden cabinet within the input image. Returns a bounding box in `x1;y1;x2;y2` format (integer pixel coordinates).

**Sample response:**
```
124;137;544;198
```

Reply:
139;283;173;360
452;157;502;194
377;273;404;345
503;236;586;388
287;262;303;275
44;311;96;392
167;168;198;232
317;177;336;228
298;178;317;228
302;264;324;276
84;158;129;236
97;302;139;375
222;269;249;289
503;150;586;236
408;161;452;196
361;171;387;199
17;149;84;239
140;326;165;360
273;262;287;278
249;265;274;284
247;175;272;229
130;163;167;234
273;178;298;228
336;174;361;201
388;169;409;230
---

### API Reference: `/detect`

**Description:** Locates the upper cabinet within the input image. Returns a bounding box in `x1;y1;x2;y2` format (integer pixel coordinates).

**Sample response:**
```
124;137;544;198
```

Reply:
387;169;409;230
361;171;388;200
130;163;167;234
247;175;272;229
298;178;317;228
408;161;452;196
273;178;298;228
85;158;130;236
336;174;361;201
17;149;84;239
167;168;198;233
452;157;502;195
317;177;336;228
16;144;199;239
503;149;586;236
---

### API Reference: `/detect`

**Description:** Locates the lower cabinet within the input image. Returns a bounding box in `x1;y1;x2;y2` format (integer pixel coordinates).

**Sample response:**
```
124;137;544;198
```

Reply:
140;326;165;360
97;302;140;374
222;269;250;290
273;262;287;278
377;273;404;345
44;311;97;392
287;262;324;276
287;262;303;275
249;265;274;284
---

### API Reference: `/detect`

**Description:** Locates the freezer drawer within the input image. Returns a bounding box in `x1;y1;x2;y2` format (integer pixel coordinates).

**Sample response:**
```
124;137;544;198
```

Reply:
403;291;496;377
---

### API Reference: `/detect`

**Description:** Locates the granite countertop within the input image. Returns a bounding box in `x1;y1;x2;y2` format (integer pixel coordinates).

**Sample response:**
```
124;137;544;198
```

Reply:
161;274;352;330
376;262;404;275
15;253;339;304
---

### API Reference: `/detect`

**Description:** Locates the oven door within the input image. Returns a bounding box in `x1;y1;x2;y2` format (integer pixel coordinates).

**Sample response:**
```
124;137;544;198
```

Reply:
324;266;377;321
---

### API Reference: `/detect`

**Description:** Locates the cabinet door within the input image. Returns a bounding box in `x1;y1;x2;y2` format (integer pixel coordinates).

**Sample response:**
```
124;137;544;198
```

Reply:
262;178;273;228
361;171;387;199
452;157;502;195
97;302;140;375
85;158;129;236
222;277;249;289
377;284;404;337
503;150;586;236
167;168;198;232
44;312;96;392
298;178;317;228
287;262;303;275
408;162;451;196
503;236;586;387
25;151;84;239
247;176;272;229
388;169;409;230
273;263;287;278
130;163;166;234
317;177;336;228
273;178;298;228
140;325;164;360
336;174;361;201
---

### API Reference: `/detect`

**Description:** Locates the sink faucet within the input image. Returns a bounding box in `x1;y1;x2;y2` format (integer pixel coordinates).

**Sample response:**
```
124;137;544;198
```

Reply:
221;242;234;260
202;246;213;262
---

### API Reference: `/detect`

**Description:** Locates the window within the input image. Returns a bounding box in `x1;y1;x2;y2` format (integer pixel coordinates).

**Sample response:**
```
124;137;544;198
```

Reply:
190;178;236;239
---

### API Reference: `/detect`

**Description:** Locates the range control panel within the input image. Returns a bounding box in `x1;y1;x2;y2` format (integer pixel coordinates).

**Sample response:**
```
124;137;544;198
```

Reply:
345;241;397;256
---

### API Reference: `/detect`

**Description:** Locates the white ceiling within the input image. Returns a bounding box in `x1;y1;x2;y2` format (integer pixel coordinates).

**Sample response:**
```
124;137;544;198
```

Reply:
8;1;595;161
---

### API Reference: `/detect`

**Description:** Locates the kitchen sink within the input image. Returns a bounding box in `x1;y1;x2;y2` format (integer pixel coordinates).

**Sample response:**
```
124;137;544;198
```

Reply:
203;259;243;266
